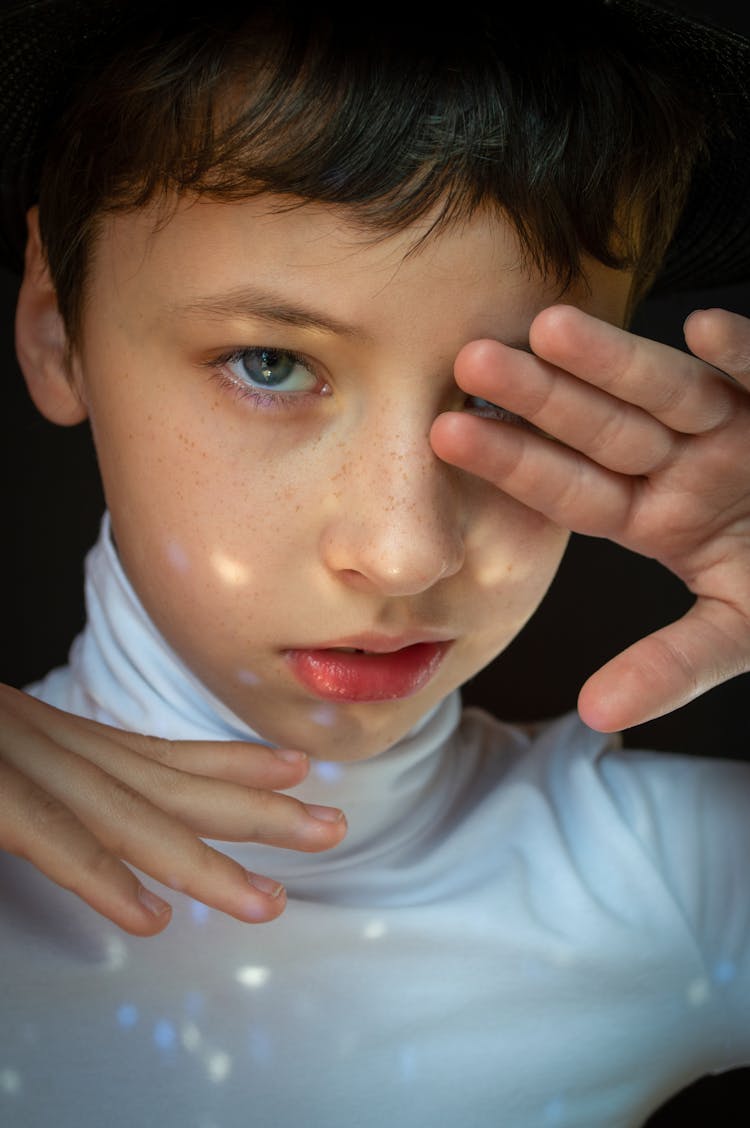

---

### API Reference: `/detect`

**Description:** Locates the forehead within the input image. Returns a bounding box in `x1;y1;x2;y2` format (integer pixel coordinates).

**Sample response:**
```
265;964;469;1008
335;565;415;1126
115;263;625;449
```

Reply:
85;194;633;346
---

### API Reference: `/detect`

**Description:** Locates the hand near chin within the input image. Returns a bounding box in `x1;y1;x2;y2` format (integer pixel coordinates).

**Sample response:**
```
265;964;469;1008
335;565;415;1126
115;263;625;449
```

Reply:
0;684;346;935
431;305;750;732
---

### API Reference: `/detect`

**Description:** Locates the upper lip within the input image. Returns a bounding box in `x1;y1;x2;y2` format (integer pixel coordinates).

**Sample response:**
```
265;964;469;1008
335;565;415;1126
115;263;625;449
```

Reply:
287;631;456;654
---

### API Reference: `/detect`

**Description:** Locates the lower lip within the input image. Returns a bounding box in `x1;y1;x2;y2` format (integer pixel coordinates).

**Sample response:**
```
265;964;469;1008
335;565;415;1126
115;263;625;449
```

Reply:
284;642;452;702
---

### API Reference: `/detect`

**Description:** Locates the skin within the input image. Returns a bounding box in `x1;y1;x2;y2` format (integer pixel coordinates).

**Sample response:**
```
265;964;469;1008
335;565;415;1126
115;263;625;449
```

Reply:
19;197;632;761
9;195;750;935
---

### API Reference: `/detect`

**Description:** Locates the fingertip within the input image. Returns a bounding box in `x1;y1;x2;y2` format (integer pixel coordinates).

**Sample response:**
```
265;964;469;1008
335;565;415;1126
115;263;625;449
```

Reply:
453;337;504;384
529;303;580;350
125;886;173;935
297;805;348;852
430;410;476;465
112;892;172;938
272;747;309;768
243;874;288;923
683;307;741;354
576;680;625;734
271;746;311;784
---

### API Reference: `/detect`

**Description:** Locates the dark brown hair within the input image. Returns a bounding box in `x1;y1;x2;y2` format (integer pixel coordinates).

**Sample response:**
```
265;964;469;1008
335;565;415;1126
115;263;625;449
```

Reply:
37;1;709;341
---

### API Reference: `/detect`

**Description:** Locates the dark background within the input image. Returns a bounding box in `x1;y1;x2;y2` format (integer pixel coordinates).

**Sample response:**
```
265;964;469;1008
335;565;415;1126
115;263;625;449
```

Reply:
1;2;749;1124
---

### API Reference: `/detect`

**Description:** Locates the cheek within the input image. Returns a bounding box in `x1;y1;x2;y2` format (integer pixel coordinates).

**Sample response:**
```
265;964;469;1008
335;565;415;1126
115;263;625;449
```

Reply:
467;495;568;623
83;372;313;628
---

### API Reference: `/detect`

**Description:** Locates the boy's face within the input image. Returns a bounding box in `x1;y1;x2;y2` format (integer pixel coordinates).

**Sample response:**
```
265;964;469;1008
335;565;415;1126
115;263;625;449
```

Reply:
60;196;631;760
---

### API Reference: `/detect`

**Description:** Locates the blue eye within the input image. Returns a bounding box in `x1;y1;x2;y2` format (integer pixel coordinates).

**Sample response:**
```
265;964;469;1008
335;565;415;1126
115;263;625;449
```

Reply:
467;396;528;427
224;348;318;394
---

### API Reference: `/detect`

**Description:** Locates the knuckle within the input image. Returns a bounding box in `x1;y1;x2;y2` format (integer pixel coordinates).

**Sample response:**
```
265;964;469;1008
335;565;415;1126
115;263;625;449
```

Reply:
240;785;285;824
27;789;78;837
75;841;120;888
130;731;181;768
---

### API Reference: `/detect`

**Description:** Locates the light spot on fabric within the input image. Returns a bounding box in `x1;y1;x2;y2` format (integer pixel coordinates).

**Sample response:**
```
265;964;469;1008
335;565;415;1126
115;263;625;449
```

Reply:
712;959;736;985
153;1019;177;1051
0;1069;21;1095
686;977;711;1007
206;1051;232;1083
190;901;212;925
235;965;271;989
543;1095;567;1125
116;1003;139;1029
313;761;344;783
103;934;128;970
181;1022;202;1053
363;919;388;940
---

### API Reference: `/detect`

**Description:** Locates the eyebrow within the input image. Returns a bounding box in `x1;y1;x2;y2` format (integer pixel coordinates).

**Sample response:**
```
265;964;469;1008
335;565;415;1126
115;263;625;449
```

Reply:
168;282;535;354
168;284;369;341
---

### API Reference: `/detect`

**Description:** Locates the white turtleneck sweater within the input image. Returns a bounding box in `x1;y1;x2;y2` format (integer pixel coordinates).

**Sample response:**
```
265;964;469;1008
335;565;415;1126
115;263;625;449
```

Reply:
2;515;749;1128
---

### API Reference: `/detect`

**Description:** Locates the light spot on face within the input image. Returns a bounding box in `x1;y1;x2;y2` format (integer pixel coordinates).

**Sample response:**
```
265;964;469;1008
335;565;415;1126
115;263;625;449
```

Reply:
686;977;711;1007
166;540;191;573
309;703;339;727
210;550;251;587
237;667;261;686
235;965;271;989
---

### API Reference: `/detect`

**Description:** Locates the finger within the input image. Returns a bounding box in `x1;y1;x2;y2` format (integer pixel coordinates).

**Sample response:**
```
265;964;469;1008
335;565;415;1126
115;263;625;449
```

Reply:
529;305;736;434
2;709;344;923
454;338;675;475
0;757;173;937
431;410;633;537
1;695;346;850
6;729;292;924
577;598;750;732
684;308;750;390
3;686;310;790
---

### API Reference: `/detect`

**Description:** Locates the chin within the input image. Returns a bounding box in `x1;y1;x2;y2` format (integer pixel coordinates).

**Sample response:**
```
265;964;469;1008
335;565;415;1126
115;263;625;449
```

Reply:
246;694;446;763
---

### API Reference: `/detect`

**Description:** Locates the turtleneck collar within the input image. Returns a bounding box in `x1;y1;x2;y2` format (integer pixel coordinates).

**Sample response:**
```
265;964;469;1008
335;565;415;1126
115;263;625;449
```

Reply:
35;514;470;881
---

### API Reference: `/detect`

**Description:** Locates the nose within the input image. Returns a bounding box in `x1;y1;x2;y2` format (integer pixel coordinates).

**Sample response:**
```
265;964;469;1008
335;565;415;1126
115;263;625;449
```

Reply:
320;422;465;598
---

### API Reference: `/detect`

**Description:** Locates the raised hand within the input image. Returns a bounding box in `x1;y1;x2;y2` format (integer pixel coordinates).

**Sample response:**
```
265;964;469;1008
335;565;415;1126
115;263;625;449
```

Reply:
431;306;750;733
0;684;346;935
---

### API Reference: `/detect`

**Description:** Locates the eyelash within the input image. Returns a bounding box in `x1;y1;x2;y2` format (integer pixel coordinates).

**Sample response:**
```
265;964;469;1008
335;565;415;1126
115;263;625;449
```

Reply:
204;346;530;428
205;346;327;412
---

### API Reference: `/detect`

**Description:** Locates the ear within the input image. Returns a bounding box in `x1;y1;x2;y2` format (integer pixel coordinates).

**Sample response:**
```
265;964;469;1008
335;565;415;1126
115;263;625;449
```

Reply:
14;207;88;426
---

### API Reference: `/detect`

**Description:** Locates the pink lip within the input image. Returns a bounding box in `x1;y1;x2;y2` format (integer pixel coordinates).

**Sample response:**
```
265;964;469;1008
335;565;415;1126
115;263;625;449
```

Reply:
284;636;453;702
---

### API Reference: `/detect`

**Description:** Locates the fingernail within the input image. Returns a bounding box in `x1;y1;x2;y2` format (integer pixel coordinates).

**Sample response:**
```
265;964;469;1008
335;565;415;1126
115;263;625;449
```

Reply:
138;886;171;917
273;747;308;764
247;872;285;899
304;803;345;824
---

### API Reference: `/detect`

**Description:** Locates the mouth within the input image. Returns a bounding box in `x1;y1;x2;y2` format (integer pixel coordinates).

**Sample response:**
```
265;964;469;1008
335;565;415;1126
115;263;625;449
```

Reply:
283;635;454;702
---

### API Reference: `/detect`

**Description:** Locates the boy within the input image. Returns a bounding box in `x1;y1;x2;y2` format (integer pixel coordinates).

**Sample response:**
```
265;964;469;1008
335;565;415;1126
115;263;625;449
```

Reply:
1;1;749;1125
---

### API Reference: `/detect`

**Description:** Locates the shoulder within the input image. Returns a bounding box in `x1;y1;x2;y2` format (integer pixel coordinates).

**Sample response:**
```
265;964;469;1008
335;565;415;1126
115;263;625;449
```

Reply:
462;706;750;1011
